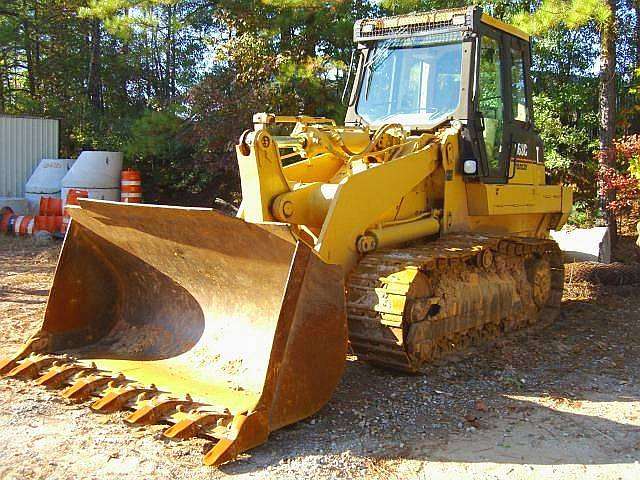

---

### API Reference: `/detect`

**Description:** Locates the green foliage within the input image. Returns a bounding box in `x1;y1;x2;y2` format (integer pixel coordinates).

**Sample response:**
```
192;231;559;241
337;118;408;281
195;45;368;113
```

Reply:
513;0;611;34
567;201;597;228
535;91;597;161
124;109;189;166
123;109;221;201
378;0;467;16
0;0;636;210
186;0;374;187
533;83;600;205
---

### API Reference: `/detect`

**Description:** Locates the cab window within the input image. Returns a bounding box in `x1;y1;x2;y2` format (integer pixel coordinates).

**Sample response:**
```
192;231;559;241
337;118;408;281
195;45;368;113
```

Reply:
478;36;504;176
511;48;528;122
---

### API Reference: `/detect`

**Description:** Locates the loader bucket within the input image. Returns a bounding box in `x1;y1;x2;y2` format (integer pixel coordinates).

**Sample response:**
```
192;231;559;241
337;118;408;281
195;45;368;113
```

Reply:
2;200;348;465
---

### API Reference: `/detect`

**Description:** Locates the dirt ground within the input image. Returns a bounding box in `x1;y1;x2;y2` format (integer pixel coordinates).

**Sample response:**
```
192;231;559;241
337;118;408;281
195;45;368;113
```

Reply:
0;235;639;480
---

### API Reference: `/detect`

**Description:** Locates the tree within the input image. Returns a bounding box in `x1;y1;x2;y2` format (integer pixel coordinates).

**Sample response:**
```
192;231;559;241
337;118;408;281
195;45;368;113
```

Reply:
599;0;618;239
514;0;618;238
0;0;630;210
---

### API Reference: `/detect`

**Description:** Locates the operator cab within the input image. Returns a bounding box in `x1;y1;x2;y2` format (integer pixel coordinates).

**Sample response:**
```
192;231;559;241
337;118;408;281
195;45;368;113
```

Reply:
345;6;542;183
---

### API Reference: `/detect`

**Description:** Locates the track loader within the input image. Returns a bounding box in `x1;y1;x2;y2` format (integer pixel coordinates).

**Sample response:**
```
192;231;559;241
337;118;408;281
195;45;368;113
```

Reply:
2;6;571;466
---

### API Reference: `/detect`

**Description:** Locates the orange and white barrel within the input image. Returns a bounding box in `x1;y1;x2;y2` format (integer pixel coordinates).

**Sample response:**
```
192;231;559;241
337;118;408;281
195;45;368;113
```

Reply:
38;197;48;215
39;196;63;216
5;216;17;234
35;215;63;233
13;216;35;235
61;189;89;234
66;188;89;205
120;169;142;203
1;207;14;233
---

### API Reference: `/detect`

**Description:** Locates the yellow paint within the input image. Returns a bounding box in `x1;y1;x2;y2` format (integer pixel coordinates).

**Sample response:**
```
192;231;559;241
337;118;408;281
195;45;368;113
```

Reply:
315;143;440;271
509;160;546;185
557;185;573;228
283;153;343;183
481;13;530;41
440;126;470;234
237;130;290;223
82;358;258;412
236;114;572;274
366;216;440;250
272;182;337;227
466;183;564;216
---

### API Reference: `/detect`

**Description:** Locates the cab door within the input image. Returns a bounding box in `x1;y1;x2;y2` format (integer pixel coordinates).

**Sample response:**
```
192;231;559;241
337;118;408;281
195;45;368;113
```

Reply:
474;30;509;181
504;35;544;178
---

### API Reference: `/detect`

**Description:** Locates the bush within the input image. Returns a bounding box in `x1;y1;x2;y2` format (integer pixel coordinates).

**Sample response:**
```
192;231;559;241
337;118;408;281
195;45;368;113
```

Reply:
123;109;232;206
567;200;597;228
597;135;640;232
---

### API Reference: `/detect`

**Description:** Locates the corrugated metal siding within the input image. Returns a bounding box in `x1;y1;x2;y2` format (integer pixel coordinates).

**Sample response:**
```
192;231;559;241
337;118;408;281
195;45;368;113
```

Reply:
0;115;59;197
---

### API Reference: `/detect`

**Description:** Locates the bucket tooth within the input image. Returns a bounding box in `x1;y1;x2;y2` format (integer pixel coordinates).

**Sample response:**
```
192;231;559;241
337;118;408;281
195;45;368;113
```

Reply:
91;385;156;413
203;413;269;466
4;355;58;379
125;396;200;426
0;337;48;375
36;363;96;388
163;409;229;440
62;373;125;401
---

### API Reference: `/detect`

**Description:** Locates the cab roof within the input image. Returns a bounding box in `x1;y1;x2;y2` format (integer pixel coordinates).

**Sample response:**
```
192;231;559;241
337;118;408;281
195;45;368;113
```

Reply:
354;6;529;43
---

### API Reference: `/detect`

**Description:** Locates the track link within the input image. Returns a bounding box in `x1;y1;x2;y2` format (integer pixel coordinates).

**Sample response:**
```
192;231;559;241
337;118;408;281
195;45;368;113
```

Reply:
346;234;564;372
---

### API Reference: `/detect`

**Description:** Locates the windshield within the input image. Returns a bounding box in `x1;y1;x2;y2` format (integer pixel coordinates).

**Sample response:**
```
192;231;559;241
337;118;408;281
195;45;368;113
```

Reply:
356;33;464;126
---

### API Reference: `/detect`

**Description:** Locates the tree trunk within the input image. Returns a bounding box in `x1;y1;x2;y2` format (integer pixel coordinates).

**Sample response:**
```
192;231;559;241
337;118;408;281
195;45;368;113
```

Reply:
165;4;173;102
120;8;131;99
634;0;640;69
302;11;317;59
598;0;618;242
0;51;5;112
280;24;292;50
24;21;37;97
33;0;40;96
87;19;103;111
168;4;177;101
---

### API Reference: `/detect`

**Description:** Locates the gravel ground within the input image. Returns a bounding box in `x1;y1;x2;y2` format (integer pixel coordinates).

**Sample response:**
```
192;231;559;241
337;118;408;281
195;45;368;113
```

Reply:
0;235;639;479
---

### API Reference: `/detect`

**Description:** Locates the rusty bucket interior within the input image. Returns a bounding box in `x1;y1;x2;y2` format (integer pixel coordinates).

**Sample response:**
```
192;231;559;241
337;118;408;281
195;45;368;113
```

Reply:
18;200;348;464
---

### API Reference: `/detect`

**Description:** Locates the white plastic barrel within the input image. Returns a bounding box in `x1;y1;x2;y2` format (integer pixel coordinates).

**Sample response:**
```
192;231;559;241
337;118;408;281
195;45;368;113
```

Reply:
25;158;73;214
61;151;123;206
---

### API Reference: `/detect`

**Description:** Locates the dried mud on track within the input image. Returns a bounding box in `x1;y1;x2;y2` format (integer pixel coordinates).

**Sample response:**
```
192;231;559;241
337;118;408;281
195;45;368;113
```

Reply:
0;235;639;480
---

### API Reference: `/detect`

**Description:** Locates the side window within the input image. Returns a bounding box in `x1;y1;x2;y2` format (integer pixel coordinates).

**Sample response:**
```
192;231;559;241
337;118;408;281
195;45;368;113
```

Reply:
511;48;528;122
478;36;504;177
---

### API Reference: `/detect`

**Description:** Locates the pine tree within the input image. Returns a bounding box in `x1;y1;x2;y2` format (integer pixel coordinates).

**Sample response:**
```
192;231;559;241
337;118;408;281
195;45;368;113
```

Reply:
514;0;618;239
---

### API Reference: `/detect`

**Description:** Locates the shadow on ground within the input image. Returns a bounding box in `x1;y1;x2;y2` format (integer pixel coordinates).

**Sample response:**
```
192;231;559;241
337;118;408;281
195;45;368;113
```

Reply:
221;286;640;474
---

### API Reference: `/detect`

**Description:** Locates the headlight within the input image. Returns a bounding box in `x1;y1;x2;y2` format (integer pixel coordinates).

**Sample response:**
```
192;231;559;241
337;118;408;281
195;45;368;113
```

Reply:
463;159;478;175
452;14;466;26
361;23;374;34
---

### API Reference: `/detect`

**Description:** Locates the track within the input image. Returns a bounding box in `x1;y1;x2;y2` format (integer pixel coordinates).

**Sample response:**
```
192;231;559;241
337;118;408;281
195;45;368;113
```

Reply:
346;234;564;372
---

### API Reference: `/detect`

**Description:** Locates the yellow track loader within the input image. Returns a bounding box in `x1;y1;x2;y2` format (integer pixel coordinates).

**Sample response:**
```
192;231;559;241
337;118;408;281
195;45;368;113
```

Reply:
2;7;571;466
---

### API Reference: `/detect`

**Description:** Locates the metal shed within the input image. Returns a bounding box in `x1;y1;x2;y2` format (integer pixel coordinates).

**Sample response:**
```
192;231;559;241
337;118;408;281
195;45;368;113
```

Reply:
0;115;59;198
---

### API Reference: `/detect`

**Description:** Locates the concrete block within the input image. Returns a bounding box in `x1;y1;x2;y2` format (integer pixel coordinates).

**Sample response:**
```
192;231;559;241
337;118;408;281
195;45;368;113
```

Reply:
550;227;611;264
